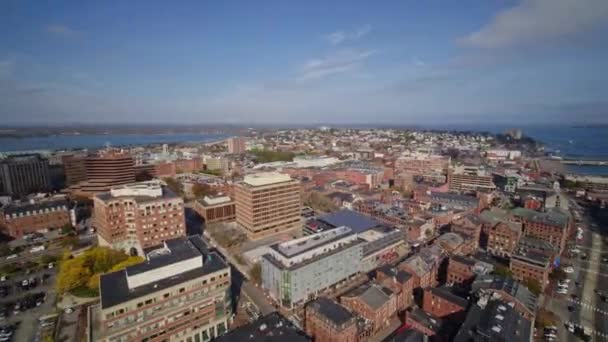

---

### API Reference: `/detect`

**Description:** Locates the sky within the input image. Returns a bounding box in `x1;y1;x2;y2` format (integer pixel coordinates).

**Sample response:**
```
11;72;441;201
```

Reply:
1;0;608;125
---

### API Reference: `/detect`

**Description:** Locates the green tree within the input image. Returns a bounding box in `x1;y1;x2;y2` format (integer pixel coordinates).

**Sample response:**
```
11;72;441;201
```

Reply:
56;257;92;294
163;177;184;196
492;265;513;279
249;262;262;285
524;278;542;296
192;183;217;198
304;192;338;213
249;149;295;163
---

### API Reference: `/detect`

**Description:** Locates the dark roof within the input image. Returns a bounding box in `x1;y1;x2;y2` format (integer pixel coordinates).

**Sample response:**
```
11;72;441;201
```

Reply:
126;238;202;276
215;312;311;342
454;297;532;342
426;287;469;309
451;255;477;266
1;198;69;216
471;275;538;314
377;265;413;284
382;328;427;342
100;236;228;309
407;307;443;333
307;297;356;330
511;207;570;228
318;209;381;233
344;283;393;310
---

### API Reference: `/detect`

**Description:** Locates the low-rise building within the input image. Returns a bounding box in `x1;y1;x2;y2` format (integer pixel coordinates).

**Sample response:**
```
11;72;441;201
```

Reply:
90;236;232;342
193;195;236;224
404;307;444;338
448;165;495;193
400;255;438;290
485;222;522;257
471;275;538;320
0;198;70;238
341;282;397;333
376;265;415;312
217;312;311;342
512;207;571;253
422;287;468;319
454;295;532;342
447;255;494;286
510;245;551;290
305;297;358;342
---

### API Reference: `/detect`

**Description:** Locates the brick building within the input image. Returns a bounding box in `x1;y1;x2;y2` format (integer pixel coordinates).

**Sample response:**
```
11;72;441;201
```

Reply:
486;221;522;257
216;312;311;342
376;265;415;312
305;297;358;342
93;180;185;255
400;254;438;290
0;198;70;238
447;256;477;286
234;172;301;240
471;275;538;320
193;195;236;224
90;236;232;342
512;207;571;253
405;307;443;338
341;282;397;333
227;137;247;154
510;248;551;290
422;287;468;319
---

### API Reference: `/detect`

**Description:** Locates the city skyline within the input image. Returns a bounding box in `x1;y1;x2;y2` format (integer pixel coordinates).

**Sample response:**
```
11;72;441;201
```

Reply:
1;0;608;124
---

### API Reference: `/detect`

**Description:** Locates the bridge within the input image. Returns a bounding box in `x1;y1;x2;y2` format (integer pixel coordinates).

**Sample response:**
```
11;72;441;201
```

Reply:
561;160;608;166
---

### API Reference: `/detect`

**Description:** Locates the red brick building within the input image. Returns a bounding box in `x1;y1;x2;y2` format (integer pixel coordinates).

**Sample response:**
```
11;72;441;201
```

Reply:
305;297;358;342
400;255;437;290
341;283;398;333
404;308;443;338
376;265;415;312
447;255;477;286
512;207;571;254
0;199;71;238
422;287;468;319
486;222;522;257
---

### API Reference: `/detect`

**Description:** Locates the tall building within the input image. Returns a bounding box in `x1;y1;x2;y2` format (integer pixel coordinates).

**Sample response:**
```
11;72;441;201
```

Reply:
234;172;301;239
448;164;495;193
61;154;87;186
90;236;232;342
93;180;185;255
84;150;136;192
227;137;246;154
261;226;364;308
0;154;50;196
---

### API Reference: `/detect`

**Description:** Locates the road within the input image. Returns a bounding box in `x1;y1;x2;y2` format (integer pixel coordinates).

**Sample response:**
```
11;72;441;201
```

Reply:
547;198;607;341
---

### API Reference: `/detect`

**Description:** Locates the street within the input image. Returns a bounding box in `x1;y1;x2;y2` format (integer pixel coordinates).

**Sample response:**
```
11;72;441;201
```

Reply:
547;198;608;341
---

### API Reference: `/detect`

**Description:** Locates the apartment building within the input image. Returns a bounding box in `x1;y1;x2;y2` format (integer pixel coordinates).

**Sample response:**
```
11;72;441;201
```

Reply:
234;172;301;240
261;226;364;308
509;246;551;290
341;282;397;333
0;198;70;238
305;297;358;342
193;195;235;224
93;181;185;255
448;165;495;193
422;287;468;319
90;236;232;342
512;207;571;254
0;154;51;196
227;137;247;154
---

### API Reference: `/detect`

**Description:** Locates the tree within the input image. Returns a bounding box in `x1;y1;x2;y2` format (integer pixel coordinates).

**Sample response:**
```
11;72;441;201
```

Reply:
192;183;217;198
249;262;262;285
163;177;184;196
524;278;542;296
109;256;144;272
305;192;338;213
56;257;92;294
549;268;567;282
249;149;295;163
492;265;513;279
61;223;74;235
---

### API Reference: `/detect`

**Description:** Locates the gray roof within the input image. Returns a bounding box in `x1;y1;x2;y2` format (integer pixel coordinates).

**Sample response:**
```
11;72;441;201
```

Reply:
344;283;393;310
99;236;228;309
1;198;69;216
95;186;178;203
471;275;538;314
454;297;532;342
426;287;469;309
407;307;443;332
377;265;413;284
215;312;311;342
318;209;381;233
511;207;570;228
307;297;356;330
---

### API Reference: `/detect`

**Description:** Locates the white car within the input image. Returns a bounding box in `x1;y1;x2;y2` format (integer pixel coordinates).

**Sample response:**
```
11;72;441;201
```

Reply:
564;267;574;273
570;248;580;253
557;289;568;294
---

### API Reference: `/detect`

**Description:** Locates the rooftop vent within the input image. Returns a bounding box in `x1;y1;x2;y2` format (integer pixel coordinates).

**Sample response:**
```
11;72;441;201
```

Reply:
259;323;267;331
492;326;502;333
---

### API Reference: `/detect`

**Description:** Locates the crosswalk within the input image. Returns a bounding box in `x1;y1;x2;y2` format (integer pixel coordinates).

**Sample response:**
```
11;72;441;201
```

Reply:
567;321;608;340
567;297;608;316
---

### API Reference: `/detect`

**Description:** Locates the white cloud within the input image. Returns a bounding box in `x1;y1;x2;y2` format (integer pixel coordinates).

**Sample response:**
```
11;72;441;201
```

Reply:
297;49;376;81
46;24;81;37
324;25;371;45
459;0;608;49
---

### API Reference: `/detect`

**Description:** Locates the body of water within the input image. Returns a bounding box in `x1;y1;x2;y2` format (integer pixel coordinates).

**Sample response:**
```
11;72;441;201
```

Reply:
0;133;229;153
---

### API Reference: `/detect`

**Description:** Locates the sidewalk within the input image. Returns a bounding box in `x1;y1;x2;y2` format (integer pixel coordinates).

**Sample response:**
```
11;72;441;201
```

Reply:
56;292;99;310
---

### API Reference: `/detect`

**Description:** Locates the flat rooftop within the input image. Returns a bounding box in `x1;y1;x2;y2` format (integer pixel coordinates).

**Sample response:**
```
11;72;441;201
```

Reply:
271;226;353;258
99;236;228;309
307;297;355;329
318;209;381;233
199;194;233;206
215;312;311;342
241;172;293;187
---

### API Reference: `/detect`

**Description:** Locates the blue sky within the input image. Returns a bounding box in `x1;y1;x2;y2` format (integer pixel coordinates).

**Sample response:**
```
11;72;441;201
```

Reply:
1;0;607;125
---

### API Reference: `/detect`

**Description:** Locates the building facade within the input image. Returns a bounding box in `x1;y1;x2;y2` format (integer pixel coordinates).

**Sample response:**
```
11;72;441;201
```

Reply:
448;165;495;193
422;287;468;319
261;226;363;308
193;195;236;224
234;172;301;240
305;297;358;342
93;181;186;255
91;237;232;342
0;154;51;196
0;198;70;238
341;283;397;333
227;137;247;154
